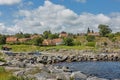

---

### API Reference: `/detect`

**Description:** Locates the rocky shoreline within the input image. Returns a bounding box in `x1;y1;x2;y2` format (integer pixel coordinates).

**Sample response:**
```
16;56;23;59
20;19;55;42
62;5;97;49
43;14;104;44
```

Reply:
0;50;120;80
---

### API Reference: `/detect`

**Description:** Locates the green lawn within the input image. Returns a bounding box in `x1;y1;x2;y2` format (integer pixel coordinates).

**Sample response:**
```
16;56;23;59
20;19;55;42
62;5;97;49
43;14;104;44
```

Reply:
6;44;96;52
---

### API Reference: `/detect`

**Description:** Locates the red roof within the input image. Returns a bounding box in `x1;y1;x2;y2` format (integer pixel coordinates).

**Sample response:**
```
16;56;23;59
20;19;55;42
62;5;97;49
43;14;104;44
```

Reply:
42;38;63;46
6;37;18;42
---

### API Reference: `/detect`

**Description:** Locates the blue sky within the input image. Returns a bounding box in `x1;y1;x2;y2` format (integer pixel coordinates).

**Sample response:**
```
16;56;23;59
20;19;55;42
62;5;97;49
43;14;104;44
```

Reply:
0;0;120;34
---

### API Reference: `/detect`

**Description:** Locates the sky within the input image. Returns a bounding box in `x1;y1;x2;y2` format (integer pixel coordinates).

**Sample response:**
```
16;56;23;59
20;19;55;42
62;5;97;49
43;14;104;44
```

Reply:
0;0;120;34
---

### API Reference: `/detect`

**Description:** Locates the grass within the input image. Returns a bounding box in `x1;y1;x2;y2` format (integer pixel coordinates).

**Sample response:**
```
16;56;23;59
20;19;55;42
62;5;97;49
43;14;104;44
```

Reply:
7;44;96;52
0;66;12;80
0;66;34;80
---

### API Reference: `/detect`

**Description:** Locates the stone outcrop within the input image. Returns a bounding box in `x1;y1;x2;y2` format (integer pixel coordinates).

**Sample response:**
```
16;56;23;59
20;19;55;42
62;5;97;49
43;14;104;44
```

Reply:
1;51;120;80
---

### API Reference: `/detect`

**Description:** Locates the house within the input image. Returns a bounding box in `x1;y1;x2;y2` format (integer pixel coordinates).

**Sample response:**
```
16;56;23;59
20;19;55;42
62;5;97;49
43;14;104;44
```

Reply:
6;37;18;43
30;34;42;39
42;39;53;46
59;31;68;38
88;32;100;36
79;33;86;36
52;38;63;45
18;38;31;42
42;38;63;46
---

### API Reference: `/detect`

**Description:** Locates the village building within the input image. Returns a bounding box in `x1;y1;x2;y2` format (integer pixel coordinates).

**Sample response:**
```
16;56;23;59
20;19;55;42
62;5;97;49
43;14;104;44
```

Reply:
52;38;63;45
6;37;18;43
59;31;68;38
42;38;63;46
30;34;42;39
88;32;100;36
18;38;31;42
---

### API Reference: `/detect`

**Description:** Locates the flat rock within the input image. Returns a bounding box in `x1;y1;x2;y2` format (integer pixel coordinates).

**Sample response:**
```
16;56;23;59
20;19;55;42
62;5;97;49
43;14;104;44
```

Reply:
71;71;87;80
87;76;108;80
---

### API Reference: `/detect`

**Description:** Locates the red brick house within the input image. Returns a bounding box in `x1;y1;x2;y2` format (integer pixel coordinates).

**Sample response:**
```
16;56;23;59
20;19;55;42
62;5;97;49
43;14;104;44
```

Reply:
18;38;31;42
59;31;68;38
6;37;18;43
42;38;63;46
52;38;63;45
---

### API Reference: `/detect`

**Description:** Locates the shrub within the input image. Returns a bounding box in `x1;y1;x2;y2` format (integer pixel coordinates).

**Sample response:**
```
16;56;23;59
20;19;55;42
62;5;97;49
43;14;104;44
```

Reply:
86;35;95;42
0;58;6;62
63;37;74;46
8;76;18;80
86;42;96;47
64;37;74;46
0;66;5;73
74;40;81;46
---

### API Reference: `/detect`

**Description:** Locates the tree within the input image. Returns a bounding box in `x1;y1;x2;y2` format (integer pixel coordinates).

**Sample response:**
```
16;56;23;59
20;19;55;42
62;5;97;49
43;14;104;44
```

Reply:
48;33;59;39
23;33;31;38
64;37;74;46
0;35;6;45
87;27;91;34
86;35;95;42
98;24;112;37
43;30;51;39
92;30;94;33
33;37;43;46
15;32;24;38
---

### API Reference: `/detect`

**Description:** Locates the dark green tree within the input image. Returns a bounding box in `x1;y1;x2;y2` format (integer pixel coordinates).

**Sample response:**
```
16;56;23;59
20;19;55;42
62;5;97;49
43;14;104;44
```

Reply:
15;32;24;38
0;35;6;45
87;27;91;34
98;24;112;37
23;33;31;38
64;37;74;46
43;30;51;39
33;37;43;46
92;30;94;33
48;33;59;39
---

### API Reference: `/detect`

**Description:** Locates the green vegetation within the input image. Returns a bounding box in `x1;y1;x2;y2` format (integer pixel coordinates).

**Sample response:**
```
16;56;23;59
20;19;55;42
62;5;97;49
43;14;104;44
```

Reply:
0;67;5;73
43;30;52;39
86;35;95;42
7;44;96;52
0;35;6;45
15;32;31;38
0;66;34;80
87;27;90;34
86;42;96;47
32;37;43;46
98;24;112;37
63;37;74;46
0;58;6;62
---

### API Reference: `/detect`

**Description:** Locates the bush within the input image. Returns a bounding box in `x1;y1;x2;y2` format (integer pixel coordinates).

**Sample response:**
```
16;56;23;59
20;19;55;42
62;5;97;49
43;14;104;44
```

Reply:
63;37;74;46
0;58;6;62
8;76;18;80
86;42;96;47
74;40;81;46
86;35;95;42
0;66;5;73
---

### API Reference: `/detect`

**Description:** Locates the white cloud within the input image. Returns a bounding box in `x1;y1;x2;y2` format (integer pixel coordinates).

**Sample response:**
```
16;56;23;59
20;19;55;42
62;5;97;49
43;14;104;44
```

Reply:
0;0;21;5
1;1;120;34
75;0;86;3
18;1;33;9
0;23;20;34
